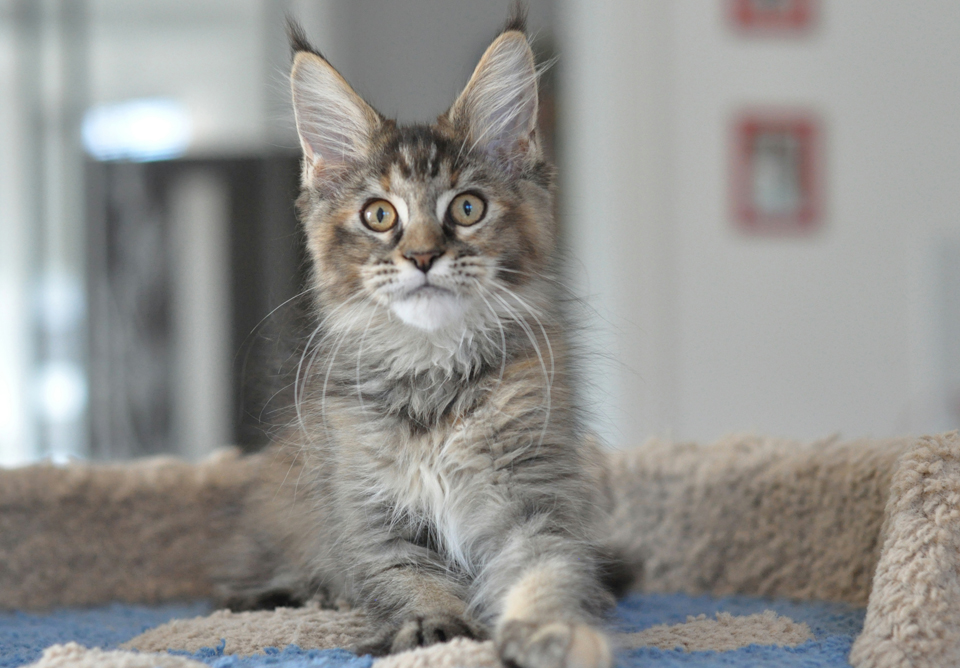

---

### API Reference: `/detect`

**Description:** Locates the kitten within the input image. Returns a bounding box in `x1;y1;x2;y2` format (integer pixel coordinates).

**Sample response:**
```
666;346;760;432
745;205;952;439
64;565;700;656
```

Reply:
219;11;616;668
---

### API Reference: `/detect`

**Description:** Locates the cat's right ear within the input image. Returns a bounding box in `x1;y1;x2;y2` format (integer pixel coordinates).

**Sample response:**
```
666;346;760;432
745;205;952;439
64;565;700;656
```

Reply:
448;26;540;173
290;47;380;189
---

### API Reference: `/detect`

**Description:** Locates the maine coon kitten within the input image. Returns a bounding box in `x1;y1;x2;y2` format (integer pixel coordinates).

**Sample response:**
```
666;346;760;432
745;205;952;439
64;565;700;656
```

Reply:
219;13;615;668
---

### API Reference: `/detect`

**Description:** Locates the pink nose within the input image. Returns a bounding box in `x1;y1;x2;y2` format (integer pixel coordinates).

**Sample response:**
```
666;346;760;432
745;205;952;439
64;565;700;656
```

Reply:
404;250;442;273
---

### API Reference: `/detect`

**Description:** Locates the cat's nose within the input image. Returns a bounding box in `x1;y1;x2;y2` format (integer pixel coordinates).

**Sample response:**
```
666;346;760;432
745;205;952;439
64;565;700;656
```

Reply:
404;250;442;273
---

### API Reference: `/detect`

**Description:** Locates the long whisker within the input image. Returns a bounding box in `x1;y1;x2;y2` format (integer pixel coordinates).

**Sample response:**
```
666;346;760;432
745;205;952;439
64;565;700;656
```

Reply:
475;286;508;388
293;320;326;440
237;285;319;405
273;443;302;502
293;294;366;440
496;286;555;386
318;306;369;441
240;284;318;359
355;307;378;413
488;290;552;450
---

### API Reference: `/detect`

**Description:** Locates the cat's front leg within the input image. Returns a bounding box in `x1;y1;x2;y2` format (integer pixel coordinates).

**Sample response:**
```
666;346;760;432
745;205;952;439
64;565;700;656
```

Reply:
476;524;614;668
351;554;486;655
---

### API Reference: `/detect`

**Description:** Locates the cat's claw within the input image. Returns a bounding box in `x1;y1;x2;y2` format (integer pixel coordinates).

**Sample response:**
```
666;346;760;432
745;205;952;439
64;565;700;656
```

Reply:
355;613;486;656
497;620;612;668
390;613;486;652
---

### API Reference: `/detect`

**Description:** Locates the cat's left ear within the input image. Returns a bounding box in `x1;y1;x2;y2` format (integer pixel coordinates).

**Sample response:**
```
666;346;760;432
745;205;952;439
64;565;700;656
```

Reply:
290;48;381;190
448;29;540;171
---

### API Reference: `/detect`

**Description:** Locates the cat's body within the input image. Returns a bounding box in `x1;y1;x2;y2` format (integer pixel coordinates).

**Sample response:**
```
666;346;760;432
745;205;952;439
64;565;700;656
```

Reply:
219;13;616;668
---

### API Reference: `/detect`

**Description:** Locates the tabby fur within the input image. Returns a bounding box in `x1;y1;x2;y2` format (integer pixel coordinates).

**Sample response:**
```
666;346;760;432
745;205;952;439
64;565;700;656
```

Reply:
218;11;616;668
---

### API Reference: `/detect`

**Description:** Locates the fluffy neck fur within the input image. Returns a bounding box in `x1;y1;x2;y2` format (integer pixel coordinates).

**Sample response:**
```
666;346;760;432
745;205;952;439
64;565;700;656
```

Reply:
298;268;562;430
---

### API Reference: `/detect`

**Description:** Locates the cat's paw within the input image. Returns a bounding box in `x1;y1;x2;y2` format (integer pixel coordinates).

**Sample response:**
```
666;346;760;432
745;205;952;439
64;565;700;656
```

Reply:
389;613;486;652
355;613;486;656
497;620;611;668
218;590;306;612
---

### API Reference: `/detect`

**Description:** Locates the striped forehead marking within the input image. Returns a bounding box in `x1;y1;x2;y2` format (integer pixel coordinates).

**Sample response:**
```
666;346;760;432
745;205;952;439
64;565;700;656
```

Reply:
426;143;438;177
391;141;447;182
397;145;414;179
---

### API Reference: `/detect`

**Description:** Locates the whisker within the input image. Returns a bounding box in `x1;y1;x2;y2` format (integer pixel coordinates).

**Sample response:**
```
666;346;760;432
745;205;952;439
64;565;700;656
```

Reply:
475;286;508;388
318;306;370;441
497;286;555;386
293;294;366;442
356;308;378;413
488;290;552;451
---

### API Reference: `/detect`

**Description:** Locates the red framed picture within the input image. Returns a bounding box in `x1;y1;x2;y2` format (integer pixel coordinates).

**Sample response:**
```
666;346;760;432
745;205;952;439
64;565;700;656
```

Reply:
732;110;822;234
729;0;817;33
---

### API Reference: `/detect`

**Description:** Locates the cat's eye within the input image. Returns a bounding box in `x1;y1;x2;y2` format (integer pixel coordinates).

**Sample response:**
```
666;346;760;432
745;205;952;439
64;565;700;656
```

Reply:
448;193;486;227
361;199;398;232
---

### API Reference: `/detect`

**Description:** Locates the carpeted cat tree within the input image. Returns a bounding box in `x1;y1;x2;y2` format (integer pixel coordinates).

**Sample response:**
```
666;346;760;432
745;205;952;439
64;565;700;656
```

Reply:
1;432;957;668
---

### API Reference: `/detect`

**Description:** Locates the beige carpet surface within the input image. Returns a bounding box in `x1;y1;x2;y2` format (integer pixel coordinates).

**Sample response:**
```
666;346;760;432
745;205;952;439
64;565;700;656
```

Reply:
602;433;907;606
620;610;813;652
121;605;815;659
0;449;257;609
4;431;960;668
849;434;960;668
29;608;817;668
27;643;208;668
121;604;373;656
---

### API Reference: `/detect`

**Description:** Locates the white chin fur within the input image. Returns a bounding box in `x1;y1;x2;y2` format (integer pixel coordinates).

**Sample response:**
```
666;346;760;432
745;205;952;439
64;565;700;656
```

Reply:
391;290;466;331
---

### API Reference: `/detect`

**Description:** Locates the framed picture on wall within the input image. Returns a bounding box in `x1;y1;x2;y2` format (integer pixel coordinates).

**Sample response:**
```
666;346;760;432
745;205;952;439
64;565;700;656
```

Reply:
732;110;822;234
729;0;817;33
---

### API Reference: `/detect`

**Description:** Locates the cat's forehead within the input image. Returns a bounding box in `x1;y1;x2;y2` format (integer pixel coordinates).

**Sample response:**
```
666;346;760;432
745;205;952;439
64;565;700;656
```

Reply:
373;124;484;192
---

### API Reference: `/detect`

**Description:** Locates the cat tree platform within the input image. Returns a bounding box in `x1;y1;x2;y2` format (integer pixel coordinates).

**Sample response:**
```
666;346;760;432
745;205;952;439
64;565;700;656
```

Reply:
1;432;957;668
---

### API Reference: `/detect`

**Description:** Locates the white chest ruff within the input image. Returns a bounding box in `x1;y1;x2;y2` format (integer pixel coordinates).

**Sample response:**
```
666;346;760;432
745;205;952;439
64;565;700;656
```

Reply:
378;435;487;574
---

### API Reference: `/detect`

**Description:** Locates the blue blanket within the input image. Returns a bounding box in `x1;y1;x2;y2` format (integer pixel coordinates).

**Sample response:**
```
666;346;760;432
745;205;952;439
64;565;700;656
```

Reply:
0;593;863;668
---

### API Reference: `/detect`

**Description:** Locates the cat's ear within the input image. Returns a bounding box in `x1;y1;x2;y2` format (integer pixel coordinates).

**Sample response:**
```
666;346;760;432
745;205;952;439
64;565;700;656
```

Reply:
290;48;380;188
448;29;540;170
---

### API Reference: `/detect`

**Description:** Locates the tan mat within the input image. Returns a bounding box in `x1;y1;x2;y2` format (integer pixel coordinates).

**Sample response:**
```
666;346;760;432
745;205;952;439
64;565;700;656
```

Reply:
4;432;959;667
850;435;960;668
30;609;814;668
27;643;208;668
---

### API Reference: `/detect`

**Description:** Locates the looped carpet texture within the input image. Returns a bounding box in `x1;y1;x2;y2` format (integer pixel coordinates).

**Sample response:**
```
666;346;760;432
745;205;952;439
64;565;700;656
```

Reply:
1;431;958;667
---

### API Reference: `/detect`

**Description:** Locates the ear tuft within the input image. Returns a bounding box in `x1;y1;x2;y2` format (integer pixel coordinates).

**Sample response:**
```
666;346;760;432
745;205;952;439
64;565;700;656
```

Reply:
502;1;528;35
286;18;323;60
449;30;540;171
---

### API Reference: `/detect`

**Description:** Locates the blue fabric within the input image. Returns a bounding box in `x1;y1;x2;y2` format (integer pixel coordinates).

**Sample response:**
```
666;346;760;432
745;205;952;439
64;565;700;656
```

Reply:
615;594;864;667
0;593;864;668
0;601;209;667
174;643;374;668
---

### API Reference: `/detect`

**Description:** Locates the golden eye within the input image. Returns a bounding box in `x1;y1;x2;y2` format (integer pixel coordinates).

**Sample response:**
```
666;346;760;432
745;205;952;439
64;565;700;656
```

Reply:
361;199;398;232
449;193;486;227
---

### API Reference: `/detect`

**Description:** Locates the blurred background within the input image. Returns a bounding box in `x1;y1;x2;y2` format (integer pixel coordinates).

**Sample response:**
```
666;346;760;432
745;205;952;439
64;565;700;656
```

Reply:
2;0;959;466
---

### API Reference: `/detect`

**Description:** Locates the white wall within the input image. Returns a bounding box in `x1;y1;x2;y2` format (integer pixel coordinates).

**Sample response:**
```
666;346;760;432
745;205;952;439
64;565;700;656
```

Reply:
0;1;34;465
560;0;960;447
558;1;676;446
